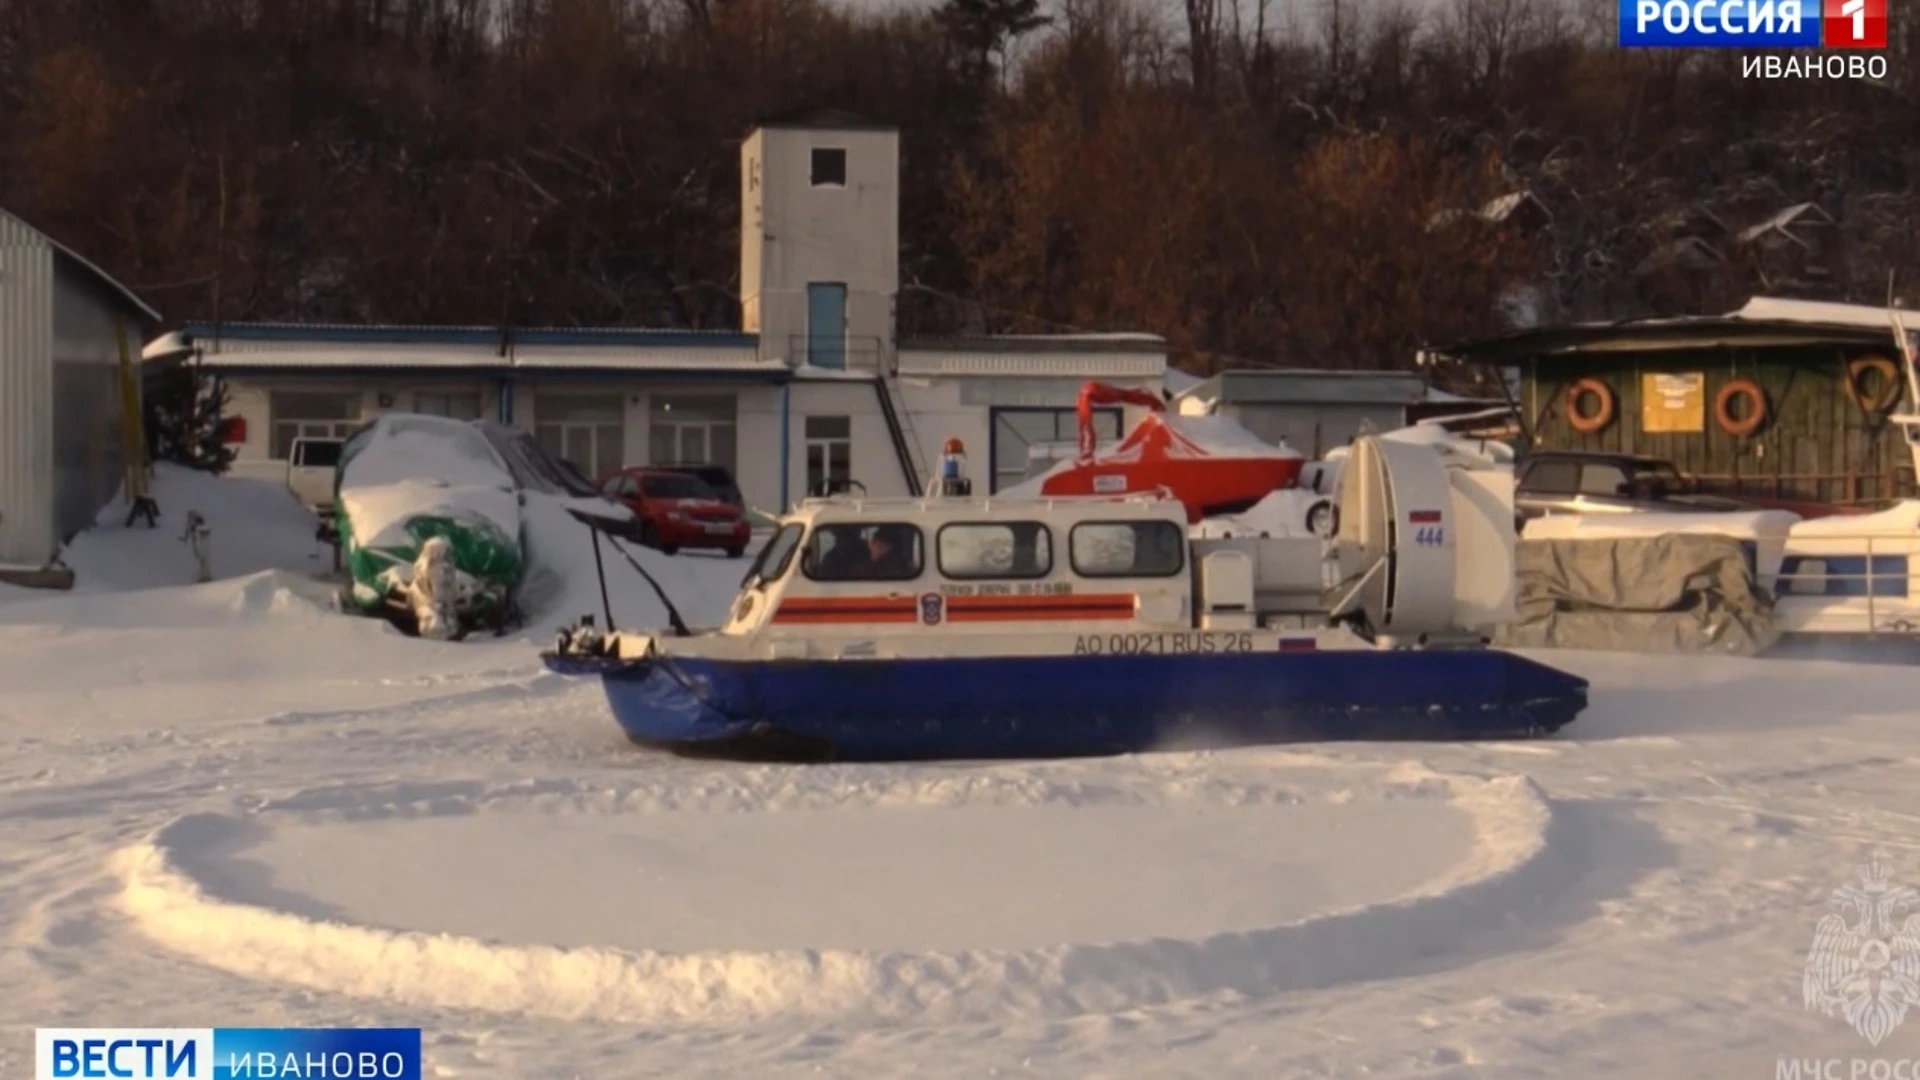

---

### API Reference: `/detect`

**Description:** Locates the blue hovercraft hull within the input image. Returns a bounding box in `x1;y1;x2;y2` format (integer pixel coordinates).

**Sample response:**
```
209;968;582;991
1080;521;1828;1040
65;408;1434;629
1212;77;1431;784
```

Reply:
543;648;1590;762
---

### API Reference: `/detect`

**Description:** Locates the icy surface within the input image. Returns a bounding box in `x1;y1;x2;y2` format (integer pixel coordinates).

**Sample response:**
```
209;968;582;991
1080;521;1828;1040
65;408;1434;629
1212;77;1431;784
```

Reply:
5;468;1920;1077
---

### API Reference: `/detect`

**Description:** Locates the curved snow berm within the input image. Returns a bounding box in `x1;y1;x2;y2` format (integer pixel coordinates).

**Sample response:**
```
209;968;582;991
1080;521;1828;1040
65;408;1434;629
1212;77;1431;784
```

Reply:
112;763;1570;1026
554;648;1588;761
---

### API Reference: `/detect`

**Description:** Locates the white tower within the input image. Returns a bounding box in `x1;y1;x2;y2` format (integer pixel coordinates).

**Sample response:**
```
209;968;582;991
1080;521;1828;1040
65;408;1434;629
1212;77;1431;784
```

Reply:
740;109;900;371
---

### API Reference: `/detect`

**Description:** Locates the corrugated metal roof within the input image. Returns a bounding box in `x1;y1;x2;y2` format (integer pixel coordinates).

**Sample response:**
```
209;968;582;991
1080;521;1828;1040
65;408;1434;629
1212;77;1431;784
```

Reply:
1188;368;1430;406
147;321;767;375
0;206;160;324
900;333;1164;354
1434;295;1906;361
176;321;756;350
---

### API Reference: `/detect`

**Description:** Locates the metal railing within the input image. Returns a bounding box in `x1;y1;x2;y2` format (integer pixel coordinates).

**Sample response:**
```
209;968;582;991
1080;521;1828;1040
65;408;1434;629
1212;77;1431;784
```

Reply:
1766;533;1918;636
786;334;887;371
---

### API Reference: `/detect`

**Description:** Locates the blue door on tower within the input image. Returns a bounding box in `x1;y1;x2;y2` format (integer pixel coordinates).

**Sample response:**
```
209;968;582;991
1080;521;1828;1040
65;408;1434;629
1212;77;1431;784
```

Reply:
807;283;848;369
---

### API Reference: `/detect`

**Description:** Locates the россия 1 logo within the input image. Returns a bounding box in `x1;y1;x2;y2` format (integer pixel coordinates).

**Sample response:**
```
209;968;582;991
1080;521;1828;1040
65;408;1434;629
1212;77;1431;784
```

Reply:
1617;0;1887;47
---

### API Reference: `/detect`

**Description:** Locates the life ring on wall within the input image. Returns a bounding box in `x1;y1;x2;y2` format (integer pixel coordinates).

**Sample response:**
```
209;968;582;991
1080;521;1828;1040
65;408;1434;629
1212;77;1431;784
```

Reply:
1714;378;1768;438
1846;355;1903;414
1565;378;1615;433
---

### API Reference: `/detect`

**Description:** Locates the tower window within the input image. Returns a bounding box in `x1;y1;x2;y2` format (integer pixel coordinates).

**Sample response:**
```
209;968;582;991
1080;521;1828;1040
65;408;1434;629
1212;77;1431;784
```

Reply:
811;147;847;187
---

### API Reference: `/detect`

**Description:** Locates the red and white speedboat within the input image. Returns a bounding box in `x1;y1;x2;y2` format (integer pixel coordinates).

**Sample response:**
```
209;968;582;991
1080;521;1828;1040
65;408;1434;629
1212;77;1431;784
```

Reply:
1038;382;1305;523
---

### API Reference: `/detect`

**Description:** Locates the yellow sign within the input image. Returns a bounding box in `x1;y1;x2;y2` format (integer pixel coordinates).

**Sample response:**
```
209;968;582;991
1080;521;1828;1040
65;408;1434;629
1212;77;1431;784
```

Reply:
1641;372;1705;433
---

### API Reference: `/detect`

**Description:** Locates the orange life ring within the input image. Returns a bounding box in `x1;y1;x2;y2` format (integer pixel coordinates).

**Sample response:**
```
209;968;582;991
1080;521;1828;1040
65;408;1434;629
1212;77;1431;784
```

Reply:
1846;355;1902;414
1565;378;1615;433
1714;378;1768;437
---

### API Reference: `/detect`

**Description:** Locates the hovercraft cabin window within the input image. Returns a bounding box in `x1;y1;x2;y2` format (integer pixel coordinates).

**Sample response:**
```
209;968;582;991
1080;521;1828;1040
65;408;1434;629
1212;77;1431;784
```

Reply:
938;523;1052;580
1069;521;1185;578
802;523;924;582
748;524;805;585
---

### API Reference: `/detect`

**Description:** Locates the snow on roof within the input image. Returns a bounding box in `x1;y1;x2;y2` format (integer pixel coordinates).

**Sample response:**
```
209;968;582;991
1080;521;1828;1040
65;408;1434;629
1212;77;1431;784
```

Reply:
1193;368;1431;407
149;324;1168;374
1730;296;1910;331
147;322;762;373
1437;294;1913;361
900;333;1166;355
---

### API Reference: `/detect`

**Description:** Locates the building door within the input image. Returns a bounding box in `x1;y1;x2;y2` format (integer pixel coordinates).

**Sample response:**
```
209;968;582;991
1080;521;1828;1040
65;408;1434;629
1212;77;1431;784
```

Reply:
535;393;624;481
806;283;847;369
988;407;1122;493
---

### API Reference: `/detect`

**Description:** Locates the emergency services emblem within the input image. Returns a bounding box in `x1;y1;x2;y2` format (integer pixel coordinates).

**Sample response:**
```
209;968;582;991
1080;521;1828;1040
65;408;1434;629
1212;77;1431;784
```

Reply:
1804;856;1920;1046
919;592;944;625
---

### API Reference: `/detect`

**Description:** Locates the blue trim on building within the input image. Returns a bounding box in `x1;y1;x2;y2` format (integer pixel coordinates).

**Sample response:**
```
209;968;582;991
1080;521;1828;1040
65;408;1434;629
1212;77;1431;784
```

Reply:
181;321;758;350
779;383;792;511
201;364;789;384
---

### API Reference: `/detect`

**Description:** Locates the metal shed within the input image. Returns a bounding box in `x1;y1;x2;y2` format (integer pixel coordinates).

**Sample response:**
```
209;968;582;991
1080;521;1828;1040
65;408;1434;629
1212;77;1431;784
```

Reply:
0;207;160;569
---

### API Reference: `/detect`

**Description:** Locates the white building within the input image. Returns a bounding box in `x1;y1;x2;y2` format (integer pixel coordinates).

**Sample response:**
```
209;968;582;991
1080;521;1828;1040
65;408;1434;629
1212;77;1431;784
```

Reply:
146;109;1167;510
0;206;160;574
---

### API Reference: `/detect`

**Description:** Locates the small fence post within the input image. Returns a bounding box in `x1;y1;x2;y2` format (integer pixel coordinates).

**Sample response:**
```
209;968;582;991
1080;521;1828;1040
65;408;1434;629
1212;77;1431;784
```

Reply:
1867;533;1878;636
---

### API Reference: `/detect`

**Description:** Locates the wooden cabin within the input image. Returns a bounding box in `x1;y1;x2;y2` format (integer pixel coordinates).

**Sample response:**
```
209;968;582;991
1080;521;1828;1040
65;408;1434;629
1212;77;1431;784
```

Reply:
1430;298;1916;507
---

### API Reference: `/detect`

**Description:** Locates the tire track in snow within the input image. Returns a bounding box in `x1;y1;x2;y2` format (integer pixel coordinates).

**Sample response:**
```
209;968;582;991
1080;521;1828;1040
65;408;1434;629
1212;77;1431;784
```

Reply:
112;765;1577;1027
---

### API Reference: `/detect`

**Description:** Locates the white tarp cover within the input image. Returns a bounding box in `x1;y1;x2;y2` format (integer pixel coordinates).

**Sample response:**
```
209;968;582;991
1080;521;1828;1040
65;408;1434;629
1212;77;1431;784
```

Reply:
337;415;522;551
1491;533;1781;655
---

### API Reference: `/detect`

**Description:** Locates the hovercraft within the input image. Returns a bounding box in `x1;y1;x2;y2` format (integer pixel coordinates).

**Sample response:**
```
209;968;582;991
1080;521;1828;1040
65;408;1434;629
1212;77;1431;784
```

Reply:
542;433;1587;762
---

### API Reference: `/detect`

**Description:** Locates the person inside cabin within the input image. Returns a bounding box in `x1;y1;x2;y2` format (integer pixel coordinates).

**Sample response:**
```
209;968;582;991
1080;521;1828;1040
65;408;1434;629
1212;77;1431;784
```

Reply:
859;525;917;578
817;524;917;579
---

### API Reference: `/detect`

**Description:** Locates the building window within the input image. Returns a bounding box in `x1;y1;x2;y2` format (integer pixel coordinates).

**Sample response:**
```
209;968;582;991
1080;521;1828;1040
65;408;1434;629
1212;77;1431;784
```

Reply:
989;407;1123;493
805;415;852;495
938;522;1053;579
810;147;847;187
535;392;624;482
648;394;737;475
414;391;482;420
269;390;362;459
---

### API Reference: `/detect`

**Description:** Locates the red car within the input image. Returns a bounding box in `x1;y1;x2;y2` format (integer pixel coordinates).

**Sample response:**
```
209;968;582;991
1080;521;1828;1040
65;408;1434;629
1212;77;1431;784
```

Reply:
601;468;752;557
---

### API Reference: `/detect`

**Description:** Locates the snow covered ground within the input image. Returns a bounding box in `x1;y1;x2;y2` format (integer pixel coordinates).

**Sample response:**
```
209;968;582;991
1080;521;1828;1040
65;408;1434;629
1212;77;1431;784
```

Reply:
6;467;1920;1077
